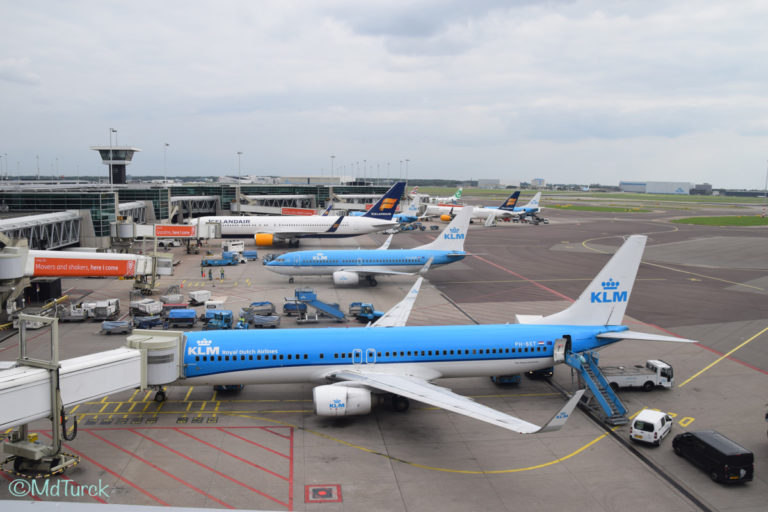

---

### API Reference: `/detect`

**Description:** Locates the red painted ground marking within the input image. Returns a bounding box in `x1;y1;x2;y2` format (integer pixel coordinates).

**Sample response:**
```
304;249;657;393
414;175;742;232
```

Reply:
472;255;574;302
263;426;292;440
84;429;230;509
38;431;168;506
305;484;342;504
60;474;108;504
131;429;289;509
1;471;42;501
218;428;291;459
288;427;294;510
174;428;288;481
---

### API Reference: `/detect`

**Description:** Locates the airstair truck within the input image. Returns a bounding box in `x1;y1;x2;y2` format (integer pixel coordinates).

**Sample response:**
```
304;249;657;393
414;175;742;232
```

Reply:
600;359;673;391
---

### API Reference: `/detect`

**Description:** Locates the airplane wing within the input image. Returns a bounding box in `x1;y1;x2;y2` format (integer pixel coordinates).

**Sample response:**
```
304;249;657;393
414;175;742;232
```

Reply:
330;369;584;434
371;277;423;328
596;331;698;343
378;234;394;250
338;256;435;278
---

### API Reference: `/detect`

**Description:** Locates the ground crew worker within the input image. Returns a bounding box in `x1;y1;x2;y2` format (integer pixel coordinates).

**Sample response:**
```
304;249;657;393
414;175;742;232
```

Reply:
201;267;205;278
220;268;225;280
208;269;213;280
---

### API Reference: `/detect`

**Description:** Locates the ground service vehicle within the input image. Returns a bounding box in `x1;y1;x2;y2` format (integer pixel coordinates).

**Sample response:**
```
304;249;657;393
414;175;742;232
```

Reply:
349;302;384;323
203;309;233;330
88;299;120;321
188;290;212;306
133;315;163;329
221;240;245;253
242;250;259;261
157;239;181;248
100;320;132;335
129;298;163;316
601;359;673;391
673;431;754;483
166;309;197;328
250;315;280;328
629;409;673;446
201;253;240;266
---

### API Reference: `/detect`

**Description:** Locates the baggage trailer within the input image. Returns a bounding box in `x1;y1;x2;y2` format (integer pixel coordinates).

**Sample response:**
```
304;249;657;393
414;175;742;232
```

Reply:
100;320;132;335
166;309;197;328
188;290;211;306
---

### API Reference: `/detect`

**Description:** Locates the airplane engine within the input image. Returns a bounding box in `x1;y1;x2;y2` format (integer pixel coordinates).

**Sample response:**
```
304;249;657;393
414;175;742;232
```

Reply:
440;214;452;222
254;233;275;246
332;271;359;286
313;385;372;416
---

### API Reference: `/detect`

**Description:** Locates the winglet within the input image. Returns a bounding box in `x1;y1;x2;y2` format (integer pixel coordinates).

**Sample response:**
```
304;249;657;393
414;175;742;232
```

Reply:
535;389;585;433
418;256;434;275
371;277;423;328
378;234;394;250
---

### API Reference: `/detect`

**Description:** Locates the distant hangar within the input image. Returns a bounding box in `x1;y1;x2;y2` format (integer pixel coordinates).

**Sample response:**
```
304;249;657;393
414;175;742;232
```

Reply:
619;181;695;195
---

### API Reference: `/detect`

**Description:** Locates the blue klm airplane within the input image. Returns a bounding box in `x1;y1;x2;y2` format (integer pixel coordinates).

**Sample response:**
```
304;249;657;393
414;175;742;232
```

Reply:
265;206;472;286
176;234;695;434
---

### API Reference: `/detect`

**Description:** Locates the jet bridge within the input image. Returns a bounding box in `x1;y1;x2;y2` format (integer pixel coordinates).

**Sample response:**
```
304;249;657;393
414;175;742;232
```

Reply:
0;319;184;475
0;211;81;250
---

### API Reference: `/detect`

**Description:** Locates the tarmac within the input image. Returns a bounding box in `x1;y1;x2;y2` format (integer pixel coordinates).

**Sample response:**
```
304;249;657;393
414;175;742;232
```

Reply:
2;199;768;511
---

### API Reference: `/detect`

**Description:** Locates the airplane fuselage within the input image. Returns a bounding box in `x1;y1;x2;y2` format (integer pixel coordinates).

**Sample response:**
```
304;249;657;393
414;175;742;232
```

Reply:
266;249;465;276
194;215;397;238
181;324;626;386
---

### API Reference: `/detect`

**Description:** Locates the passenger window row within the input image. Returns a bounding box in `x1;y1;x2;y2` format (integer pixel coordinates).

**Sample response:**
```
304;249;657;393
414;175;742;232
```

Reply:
193;344;549;363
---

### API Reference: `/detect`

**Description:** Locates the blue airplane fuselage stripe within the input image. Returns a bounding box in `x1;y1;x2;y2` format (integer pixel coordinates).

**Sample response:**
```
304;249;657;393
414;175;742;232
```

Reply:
267;249;465;268
182;324;627;379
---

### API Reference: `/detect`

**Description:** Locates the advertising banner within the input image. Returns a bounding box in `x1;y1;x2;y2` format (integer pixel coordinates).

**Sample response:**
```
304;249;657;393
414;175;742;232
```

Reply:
154;225;197;238
33;257;137;277
281;208;315;216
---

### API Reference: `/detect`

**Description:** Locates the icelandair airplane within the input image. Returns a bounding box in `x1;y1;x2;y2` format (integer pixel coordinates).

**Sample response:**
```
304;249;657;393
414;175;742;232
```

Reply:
424;191;521;221
349;199;421;223
480;191;542;217
189;182;405;246
266;206;472;285
176;234;694;434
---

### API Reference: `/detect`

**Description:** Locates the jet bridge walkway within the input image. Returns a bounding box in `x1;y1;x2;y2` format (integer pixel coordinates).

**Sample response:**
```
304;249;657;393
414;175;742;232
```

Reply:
565;350;628;425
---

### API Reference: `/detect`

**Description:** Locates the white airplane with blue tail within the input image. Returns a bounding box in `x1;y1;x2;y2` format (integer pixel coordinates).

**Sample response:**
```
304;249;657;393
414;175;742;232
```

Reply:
176;234;695;434
266;206;472;286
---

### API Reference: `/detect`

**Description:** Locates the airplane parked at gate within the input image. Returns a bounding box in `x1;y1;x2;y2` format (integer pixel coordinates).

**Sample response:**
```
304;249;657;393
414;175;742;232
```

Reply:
266;206;472;286
175;234;695;434
349;199;421;223
189;182;405;246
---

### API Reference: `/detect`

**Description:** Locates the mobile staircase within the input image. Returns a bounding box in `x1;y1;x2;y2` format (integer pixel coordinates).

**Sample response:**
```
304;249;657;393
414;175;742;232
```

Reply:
288;288;345;323
565;350;628;425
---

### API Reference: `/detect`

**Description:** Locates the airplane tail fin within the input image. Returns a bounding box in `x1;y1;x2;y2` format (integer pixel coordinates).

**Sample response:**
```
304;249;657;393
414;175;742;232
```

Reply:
363;181;405;220
454;188;463;200
530;235;646;326
498;191;521;211
415;206;472;251
524;192;541;209
320;203;333;216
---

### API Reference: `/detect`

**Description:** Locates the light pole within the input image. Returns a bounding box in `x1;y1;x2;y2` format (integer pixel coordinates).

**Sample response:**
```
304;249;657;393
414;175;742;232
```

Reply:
0;154;3;181
330;155;335;179
164;143;170;183
109;127;117;188
363;160;367;184
36;155;39;180
405;158;410;184
237;151;243;181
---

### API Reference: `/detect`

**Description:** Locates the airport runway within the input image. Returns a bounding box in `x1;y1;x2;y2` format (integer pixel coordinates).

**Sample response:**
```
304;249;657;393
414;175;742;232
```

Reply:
2;201;767;511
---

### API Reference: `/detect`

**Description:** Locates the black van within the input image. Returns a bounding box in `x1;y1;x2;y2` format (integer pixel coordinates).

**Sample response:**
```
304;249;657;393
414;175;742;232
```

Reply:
672;430;754;483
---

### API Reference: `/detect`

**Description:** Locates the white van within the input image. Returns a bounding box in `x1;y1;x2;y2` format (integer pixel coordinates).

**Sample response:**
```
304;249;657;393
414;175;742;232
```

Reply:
630;409;673;446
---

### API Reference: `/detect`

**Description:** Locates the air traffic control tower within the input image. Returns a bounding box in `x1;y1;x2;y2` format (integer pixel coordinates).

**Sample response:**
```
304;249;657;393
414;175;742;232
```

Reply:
90;145;141;184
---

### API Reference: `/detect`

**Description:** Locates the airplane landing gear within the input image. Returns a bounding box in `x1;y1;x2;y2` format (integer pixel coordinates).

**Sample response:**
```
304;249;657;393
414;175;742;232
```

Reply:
367;276;378;287
391;395;410;412
154;389;167;402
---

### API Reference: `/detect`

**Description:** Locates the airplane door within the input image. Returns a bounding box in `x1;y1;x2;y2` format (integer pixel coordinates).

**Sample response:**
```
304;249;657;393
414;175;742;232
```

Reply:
365;348;376;365
553;338;568;363
357;257;363;265
352;348;363;366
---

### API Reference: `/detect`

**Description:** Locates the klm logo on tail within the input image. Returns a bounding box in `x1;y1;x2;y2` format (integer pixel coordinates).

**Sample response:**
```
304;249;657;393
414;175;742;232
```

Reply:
590;278;627;304
444;227;465;240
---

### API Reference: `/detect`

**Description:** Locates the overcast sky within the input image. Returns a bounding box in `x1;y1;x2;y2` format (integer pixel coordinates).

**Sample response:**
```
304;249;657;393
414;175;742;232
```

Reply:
2;1;767;188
